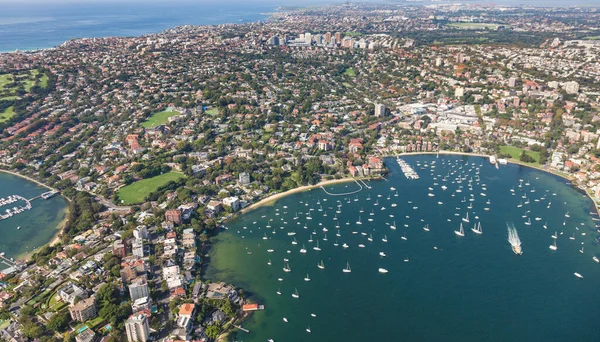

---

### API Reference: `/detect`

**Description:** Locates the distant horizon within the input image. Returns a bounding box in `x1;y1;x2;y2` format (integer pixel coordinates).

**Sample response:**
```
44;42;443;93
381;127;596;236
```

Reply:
0;0;599;7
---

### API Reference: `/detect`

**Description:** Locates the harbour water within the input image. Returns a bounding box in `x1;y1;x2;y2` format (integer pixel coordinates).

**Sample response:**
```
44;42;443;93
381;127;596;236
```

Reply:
206;155;600;342
0;172;68;263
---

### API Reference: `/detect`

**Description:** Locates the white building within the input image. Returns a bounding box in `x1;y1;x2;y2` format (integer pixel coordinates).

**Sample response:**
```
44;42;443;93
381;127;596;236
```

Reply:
133;226;148;240
132;239;144;258
374;104;386;117
128;277;149;302
563;81;580;94
125;314;150;342
455;87;465;98
222;196;240;211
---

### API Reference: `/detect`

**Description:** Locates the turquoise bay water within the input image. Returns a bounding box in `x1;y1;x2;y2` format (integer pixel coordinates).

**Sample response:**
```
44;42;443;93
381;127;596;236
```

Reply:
0;172;68;263
206;155;600;342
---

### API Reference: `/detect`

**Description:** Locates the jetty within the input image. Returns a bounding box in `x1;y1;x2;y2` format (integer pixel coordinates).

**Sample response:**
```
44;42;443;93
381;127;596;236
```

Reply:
396;157;419;179
234;325;249;333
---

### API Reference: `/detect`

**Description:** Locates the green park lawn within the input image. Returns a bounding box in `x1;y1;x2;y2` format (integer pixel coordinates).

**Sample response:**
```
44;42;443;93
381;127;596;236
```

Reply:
344;32;363;37
0;319;10;330
500;145;540;164
343;67;357;77
0;106;15;122
583;36;600;40
447;22;501;29
142;110;180;128
0;74;13;89
204;108;219;115
117;172;186;204
87;316;105;329
40;74;49;88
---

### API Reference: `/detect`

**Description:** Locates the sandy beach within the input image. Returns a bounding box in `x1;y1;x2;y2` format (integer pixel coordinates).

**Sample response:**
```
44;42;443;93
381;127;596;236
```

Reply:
234;177;359;218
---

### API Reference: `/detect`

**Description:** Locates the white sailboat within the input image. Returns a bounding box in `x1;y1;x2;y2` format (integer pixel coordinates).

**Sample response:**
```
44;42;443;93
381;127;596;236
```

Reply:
471;222;482;234
313;240;321;251
267;259;272;266
343;262;352;273
283;263;292;272
304;273;311;281
367;234;373;242
318;260;325;269
300;244;307;254
549;240;557;251
423;224;430;232
382;235;388;242
292;288;299;298
462;212;469;223
454;223;465;237
378;268;388;274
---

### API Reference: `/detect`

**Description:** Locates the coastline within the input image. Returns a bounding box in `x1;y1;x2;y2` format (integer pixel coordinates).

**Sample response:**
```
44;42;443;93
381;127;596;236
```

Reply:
0;168;69;261
232;177;358;218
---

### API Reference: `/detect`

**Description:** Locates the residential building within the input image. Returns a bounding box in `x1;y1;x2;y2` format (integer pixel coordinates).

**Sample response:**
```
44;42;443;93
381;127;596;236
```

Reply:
58;282;88;305
75;329;97;342
564;81;580;94
238;172;251;185
125;314;150;342
165;209;182;225
128;276;149;301
374;104;386;117
113;239;127;258
222;197;240;211
133;225;148;240
69;296;97;322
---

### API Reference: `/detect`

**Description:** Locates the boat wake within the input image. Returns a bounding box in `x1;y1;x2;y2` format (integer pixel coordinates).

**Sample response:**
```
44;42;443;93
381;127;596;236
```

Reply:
507;223;522;255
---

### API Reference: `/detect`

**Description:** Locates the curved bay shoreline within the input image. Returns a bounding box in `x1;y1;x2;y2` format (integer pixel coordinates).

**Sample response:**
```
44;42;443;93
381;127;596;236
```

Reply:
0;169;69;261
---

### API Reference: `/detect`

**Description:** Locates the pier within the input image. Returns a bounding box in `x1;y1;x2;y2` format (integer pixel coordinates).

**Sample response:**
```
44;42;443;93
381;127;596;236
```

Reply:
396;157;419;179
357;178;372;189
0;253;16;268
234;325;249;333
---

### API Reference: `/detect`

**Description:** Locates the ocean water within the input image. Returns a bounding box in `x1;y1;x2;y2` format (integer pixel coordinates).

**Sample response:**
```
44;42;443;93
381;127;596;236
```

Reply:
206;155;600;342
0;172;68;263
0;0;359;53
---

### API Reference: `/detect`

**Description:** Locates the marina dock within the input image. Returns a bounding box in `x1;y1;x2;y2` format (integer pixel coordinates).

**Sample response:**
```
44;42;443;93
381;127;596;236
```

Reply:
396;157;419;179
0;191;57;221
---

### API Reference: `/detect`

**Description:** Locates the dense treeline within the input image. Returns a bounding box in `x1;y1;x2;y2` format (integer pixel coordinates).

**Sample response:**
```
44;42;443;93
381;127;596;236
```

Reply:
62;192;104;238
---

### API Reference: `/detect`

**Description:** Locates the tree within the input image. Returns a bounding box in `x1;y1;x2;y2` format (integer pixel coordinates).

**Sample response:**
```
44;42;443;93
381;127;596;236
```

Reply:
519;151;535;163
22;322;44;339
205;325;222;339
47;311;71;332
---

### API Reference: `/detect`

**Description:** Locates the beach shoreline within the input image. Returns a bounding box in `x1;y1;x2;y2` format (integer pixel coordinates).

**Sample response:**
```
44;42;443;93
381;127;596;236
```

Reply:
232;177;359;219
